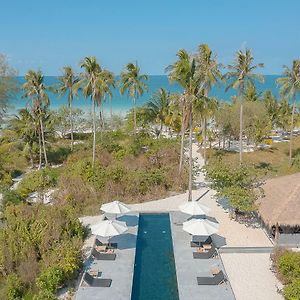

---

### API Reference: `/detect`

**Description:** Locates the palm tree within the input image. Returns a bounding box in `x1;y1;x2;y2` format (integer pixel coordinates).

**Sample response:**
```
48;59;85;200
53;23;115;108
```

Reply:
146;88;170;135
57;66;80;151
277;60;300;164
23;70;49;168
80;57;115;167
95;69;115;132
80;57;101;167
195;44;221;164
167;49;200;201
224;49;264;163
263;90;279;128
9;109;38;168
120;62;148;133
194;95;218;161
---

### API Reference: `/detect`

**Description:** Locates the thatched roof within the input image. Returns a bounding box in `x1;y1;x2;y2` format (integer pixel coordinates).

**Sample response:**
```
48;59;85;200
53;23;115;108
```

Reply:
258;173;300;227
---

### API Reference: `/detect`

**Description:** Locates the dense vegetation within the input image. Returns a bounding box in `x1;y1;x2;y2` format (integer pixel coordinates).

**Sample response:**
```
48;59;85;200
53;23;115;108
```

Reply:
272;249;300;300
0;43;300;299
0;204;84;299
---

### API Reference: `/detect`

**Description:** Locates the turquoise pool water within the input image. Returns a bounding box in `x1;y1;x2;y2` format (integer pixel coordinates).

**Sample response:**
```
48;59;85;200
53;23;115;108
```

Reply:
131;213;179;300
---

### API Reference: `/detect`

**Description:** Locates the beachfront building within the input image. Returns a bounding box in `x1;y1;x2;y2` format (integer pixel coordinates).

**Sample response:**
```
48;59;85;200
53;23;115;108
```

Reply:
258;173;300;246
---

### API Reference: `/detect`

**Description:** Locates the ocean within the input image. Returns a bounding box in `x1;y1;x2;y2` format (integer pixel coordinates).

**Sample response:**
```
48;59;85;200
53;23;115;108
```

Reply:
8;75;281;117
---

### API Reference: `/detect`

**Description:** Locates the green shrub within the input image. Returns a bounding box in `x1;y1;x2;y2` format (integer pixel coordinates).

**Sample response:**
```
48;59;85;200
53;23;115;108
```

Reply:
0;188;23;209
33;290;57;300
36;267;64;293
16;167;61;198
113;149;127;160
278;251;300;283
284;279;300;300
5;274;25;300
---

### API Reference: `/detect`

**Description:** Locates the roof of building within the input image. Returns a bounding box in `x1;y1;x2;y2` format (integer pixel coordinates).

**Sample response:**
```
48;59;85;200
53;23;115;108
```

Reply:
258;173;300;227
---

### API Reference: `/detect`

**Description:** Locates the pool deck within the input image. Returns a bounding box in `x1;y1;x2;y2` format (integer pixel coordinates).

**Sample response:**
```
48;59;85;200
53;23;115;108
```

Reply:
170;211;236;300
75;213;139;300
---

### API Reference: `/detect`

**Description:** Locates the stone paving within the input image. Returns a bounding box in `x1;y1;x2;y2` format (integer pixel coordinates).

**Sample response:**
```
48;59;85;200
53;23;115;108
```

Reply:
76;214;139;300
170;211;235;300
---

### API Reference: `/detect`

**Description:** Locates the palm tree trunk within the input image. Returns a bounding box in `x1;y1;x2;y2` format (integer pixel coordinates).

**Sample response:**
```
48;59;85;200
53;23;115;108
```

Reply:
28;142;34;168
188;108;193;202
69;94;74;151
101;106;105;131
39;114;48;166
92;97;96;168
203;118;207;165
239;84;244;164
38;129;42;170
289;93;296;165
133;96;137;134
179;108;185;174
110;98;113;120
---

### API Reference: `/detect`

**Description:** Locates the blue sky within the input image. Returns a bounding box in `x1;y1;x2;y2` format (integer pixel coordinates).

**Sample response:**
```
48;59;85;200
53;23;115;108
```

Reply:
0;0;299;75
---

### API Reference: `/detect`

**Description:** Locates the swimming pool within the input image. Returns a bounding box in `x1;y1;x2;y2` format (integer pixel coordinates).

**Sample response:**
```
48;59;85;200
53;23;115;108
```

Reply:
131;213;179;300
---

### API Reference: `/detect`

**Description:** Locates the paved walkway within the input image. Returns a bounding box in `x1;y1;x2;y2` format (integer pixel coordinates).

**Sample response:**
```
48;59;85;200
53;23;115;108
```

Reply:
76;214;139;300
170;211;235;300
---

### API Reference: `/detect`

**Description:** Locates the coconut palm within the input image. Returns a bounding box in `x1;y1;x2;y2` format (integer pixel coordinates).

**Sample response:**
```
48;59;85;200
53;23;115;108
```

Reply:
23;70;49;168
277;60;300;164
94;69;115;131
57;66;80;151
80;57;115;167
120;62;148;133
195;44;221;164
194;95;218;161
146;88;170;135
167;49;200;201
9;109;38;167
263;90;279;128
224;49;264;163
80;57;101;167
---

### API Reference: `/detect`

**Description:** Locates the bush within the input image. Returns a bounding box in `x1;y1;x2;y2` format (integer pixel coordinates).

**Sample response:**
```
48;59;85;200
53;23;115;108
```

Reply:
5;274;25;300
0;189;23;210
36;267;64;293
284;279;300;300
278;251;300;284
33;290;57;300
272;249;300;300
205;162;257;212
16;167;61;198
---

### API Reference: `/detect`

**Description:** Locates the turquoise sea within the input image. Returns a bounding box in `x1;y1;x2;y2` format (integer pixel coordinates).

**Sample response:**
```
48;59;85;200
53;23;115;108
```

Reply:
9;75;281;116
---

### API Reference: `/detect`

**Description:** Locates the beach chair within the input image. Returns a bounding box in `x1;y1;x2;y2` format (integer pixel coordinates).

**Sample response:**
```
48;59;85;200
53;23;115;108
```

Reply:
190;236;212;247
95;238;118;249
91;248;116;261
197;271;226;285
83;272;112;287
193;244;217;259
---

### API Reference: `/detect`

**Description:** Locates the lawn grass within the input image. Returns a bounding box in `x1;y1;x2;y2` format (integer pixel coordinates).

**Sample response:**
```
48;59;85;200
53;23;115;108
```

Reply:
206;136;300;179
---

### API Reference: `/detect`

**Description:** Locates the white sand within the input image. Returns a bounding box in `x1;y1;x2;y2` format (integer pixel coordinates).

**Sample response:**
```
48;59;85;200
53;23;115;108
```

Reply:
221;253;283;300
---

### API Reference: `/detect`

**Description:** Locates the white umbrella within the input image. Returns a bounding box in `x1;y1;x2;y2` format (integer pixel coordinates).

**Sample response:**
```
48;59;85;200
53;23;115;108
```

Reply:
183;218;219;236
179;201;210;216
90;220;128;237
101;200;131;215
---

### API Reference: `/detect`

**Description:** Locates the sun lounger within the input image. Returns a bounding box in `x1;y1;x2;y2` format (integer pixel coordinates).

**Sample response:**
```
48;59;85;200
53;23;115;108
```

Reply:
197;271;226;285
191;236;212;247
95;238;118;249
91;248;116;260
193;244;217;259
83;272;112;287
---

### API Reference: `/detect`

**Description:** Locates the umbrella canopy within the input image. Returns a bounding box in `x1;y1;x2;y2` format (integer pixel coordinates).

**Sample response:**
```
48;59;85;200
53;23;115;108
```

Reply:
179;201;210;216
183;219;219;236
101;200;131;215
90;220;128;237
